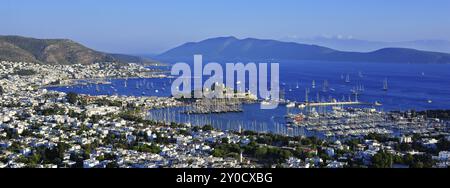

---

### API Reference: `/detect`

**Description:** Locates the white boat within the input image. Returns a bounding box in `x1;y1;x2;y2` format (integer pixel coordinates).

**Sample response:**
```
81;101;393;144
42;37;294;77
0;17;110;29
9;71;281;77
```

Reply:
322;80;329;92
383;78;388;91
261;100;273;106
358;71;363;78
286;102;296;108
312;80;316;89
298;104;306;109
374;101;383;106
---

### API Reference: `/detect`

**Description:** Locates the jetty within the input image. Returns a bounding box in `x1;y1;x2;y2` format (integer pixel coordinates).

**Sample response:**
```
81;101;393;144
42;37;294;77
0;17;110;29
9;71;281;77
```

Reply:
298;101;369;108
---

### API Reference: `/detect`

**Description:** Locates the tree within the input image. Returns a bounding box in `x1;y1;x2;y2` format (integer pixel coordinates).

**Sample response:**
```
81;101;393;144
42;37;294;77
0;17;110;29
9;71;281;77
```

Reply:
371;151;393;168
221;137;229;144
66;92;79;104
255;147;268;159
403;154;414;165
202;125;214;131
437;139;450;151
397;143;412;152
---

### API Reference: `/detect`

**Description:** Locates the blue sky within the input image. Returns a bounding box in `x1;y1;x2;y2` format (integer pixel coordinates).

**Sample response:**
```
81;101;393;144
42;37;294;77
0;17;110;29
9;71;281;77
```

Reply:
1;0;450;54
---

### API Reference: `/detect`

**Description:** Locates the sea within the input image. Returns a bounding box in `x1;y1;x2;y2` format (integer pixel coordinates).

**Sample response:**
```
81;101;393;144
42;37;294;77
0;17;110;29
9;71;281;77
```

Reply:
46;60;450;136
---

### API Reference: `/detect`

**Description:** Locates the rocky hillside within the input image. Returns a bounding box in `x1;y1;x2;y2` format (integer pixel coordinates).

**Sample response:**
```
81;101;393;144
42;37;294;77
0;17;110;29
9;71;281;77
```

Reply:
0;35;156;65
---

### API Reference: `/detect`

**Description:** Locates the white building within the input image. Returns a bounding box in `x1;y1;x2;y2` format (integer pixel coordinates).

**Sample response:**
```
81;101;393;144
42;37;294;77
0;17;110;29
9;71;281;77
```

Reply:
438;151;450;161
400;135;413;143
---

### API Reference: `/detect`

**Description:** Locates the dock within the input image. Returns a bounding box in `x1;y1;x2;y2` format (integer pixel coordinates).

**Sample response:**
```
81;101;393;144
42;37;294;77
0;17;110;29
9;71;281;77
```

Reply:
298;101;370;108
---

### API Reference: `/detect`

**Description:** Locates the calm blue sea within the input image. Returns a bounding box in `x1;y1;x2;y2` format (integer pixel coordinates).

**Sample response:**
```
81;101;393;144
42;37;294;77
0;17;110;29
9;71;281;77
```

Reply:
47;60;450;111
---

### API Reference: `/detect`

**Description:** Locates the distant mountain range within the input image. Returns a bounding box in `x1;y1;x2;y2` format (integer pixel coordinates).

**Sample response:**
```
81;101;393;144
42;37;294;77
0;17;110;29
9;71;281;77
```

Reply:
3;35;450;65
158;36;450;64
281;36;450;53
0;35;158;65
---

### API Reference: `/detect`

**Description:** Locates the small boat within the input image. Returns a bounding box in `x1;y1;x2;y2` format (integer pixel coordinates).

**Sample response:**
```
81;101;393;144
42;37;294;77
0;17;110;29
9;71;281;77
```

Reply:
383;78;388;91
261;100;273;106
322;80;329;92
358;71;363;78
298;104;306;109
427;100;433;104
286;102;296;108
312;80;316;89
374;101;383;106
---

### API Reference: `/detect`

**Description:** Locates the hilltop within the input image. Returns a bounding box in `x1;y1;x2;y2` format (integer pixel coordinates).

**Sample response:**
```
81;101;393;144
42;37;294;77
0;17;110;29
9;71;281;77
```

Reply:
0;35;158;65
158;36;450;63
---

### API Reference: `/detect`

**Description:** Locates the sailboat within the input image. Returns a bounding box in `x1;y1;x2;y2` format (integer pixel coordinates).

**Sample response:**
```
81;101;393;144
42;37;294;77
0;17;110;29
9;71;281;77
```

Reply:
383;78;388;91
312;80;316;89
345;74;350;83
296;82;299;89
358;71;363;78
322;80;329;92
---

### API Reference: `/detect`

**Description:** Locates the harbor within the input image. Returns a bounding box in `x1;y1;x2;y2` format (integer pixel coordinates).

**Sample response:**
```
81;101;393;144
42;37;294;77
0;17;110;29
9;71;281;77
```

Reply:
46;60;450;139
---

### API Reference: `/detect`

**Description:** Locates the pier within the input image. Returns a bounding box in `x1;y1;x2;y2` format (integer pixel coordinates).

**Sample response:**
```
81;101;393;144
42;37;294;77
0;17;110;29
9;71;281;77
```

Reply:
298;101;370;108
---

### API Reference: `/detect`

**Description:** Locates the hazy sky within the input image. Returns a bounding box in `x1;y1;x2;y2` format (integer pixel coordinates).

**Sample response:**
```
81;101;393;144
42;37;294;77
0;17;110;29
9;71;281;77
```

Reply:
1;0;450;54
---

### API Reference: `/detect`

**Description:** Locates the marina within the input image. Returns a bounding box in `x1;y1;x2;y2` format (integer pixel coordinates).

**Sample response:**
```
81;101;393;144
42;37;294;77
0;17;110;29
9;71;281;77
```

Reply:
47;60;450;138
